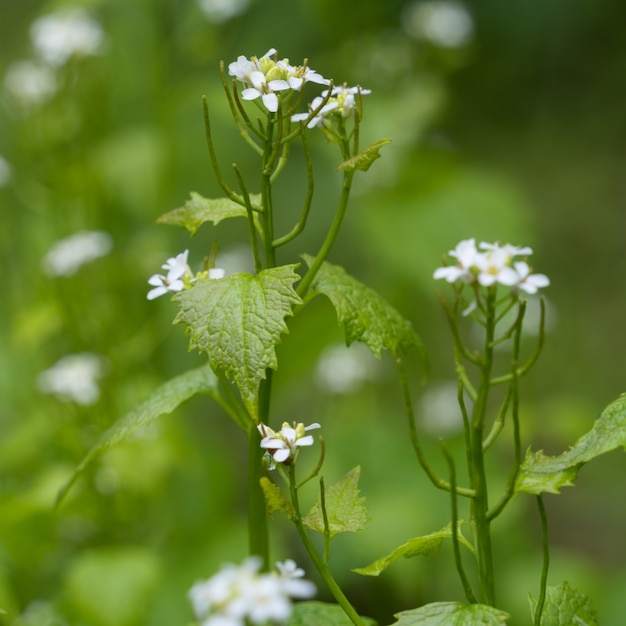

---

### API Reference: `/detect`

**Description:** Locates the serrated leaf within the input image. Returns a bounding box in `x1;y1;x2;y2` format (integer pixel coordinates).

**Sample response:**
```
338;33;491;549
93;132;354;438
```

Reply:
391;602;510;625
516;392;626;495
303;257;423;359
260;477;295;518
57;364;220;506
353;523;472;577
174;266;302;419
288;601;377;626
529;581;598;626
337;138;391;173
303;467;368;537
157;192;260;235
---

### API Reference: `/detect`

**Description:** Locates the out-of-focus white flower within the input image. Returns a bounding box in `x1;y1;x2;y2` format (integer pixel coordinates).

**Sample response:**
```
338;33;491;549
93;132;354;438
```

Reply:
512;261;550;294
189;557;315;626
292;85;370;128
37;353;104;405
322;85;371;117
30;8;105;67
403;0;474;48
197;0;250;23
42;230;113;277
0;155;12;187
147;249;193;300
433;238;479;284
315;342;379;394
258;421;321;469
419;381;465;434
291;95;339;128
4;60;58;107
474;245;519;287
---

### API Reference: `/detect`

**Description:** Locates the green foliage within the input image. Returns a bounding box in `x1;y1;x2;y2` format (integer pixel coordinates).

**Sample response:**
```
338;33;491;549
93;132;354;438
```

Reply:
64;547;162;626
174;265;302;419
304;257;423;358
353;523;473;577
391;602;510;625
288;601;377;626
337;138;391;173
303;467;369;537
56;364;220;506
156;192;258;236
529;582;598;626
516;393;626;495
260;476;295;518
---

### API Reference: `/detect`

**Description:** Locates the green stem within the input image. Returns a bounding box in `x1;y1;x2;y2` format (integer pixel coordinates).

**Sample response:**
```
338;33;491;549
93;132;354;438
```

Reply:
534;495;550;626
296;169;354;297
440;440;478;604
396;357;474;497
248;420;269;569
261;117;277;268
288;469;365;626
469;288;497;606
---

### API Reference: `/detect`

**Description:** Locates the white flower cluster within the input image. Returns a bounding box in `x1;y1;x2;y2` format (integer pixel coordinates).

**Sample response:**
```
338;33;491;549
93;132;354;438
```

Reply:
42;230;113;277
37;353;105;405
188;557;316;626
147;250;225;300
292;85;372;129
228;48;329;113
433;238;549;295
258;421;320;469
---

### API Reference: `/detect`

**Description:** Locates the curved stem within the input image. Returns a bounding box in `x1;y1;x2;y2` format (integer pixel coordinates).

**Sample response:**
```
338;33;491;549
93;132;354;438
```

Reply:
397;357;474;497
288;468;365;626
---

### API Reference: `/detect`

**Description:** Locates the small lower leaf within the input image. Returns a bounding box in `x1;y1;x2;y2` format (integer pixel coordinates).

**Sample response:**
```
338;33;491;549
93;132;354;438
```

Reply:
391;602;510;625
303;467;368;537
353;523;472;577
260;477;295;519
288;601;376;626
516;392;626;495
337;138;391;173
529;581;598;626
56;363;220;506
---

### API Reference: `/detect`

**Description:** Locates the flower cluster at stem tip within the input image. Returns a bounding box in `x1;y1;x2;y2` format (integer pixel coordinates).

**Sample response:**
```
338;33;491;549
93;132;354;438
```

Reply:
434;238;549;297
189;557;316;626
227;48;370;126
258;421;321;470
147;249;225;300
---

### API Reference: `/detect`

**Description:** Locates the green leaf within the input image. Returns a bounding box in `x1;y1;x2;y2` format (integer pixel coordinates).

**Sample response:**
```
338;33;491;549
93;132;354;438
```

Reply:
516;392;626;495
353;523;472;577
288;601;377;626
56;364;220;507
156;192;260;235
303;257;423;358
391;602;510;625
303;466;368;537
337;138;391;173
174;266;302;419
260;477;295;519
529;581;598;626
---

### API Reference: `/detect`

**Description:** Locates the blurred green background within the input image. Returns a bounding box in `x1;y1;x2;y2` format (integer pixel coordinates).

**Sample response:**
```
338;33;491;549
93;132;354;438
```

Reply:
2;0;626;624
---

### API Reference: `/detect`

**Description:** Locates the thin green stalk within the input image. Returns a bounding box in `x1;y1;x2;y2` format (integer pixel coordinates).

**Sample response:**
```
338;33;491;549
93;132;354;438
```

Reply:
260;117;277;268
296;169;354;298
534;495;550;626
232;163;263;273
248;420;269;569
396;357;474;497
440;440;478;604
288;468;365;626
469;288;497;606
319;477;332;564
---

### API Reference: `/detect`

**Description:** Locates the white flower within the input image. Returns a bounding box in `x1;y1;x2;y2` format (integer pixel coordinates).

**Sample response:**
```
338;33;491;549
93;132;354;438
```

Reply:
189;557;315;626
474;246;519;287
322;85;371;117
433;237;479;283
4;60;58;107
240;70;290;112
42;230;113;277
258;421;321;468
277;60;330;90
37;353;104;405
30;8;105;67
291;95;338;128
512;261;550;294
147;250;193;300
